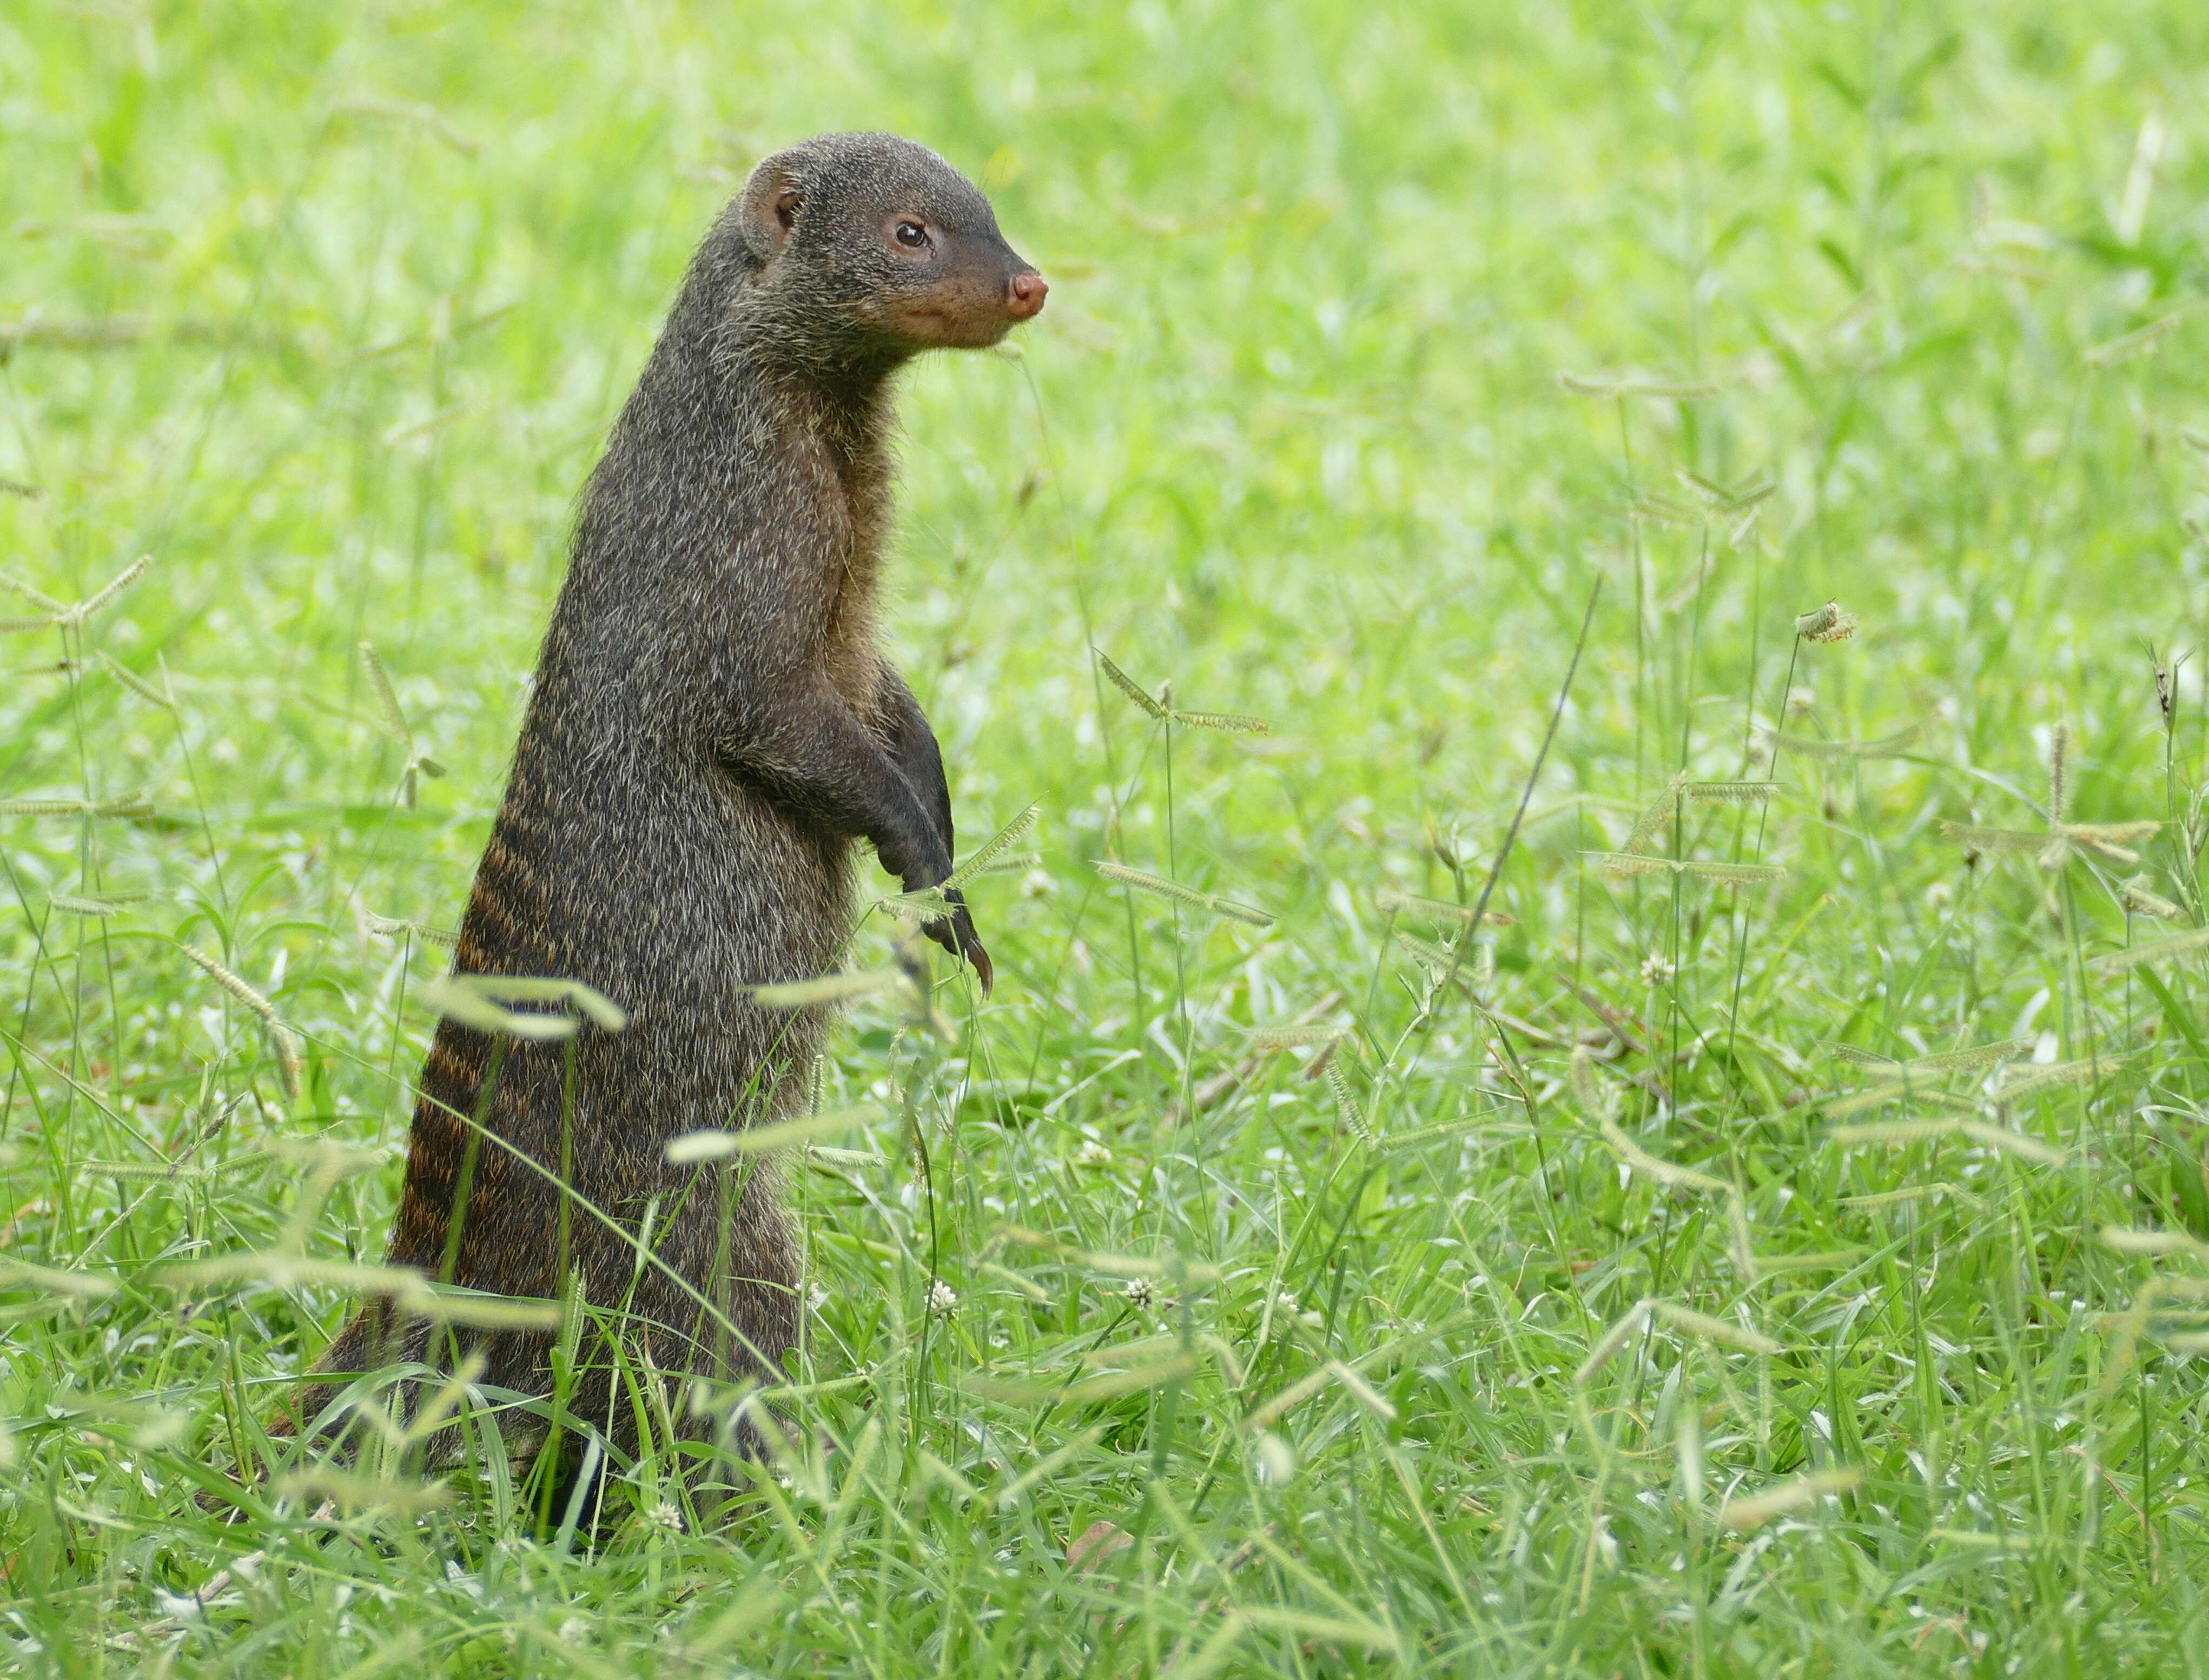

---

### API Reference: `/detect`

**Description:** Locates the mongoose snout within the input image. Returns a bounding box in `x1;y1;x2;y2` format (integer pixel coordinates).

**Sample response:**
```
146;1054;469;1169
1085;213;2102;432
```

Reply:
1007;269;1048;321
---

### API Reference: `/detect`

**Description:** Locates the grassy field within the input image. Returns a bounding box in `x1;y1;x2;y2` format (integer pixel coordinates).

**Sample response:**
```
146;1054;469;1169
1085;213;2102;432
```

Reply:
5;0;2209;1673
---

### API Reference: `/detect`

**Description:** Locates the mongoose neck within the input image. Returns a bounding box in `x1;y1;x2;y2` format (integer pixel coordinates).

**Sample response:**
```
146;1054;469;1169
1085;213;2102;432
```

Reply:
738;340;902;462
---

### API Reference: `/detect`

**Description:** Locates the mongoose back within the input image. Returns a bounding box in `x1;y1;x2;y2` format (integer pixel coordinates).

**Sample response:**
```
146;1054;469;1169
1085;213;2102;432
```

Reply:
309;133;1044;1465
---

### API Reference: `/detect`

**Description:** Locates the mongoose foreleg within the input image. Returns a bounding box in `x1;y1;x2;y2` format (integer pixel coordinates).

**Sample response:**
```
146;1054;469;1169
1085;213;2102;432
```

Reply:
715;676;991;987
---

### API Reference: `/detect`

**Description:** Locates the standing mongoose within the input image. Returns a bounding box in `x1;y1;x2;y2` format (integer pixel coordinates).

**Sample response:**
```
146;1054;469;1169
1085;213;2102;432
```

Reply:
307;133;1044;1469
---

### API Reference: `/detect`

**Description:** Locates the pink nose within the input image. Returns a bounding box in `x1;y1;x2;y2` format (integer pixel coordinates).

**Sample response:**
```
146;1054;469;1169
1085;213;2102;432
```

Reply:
1007;270;1048;320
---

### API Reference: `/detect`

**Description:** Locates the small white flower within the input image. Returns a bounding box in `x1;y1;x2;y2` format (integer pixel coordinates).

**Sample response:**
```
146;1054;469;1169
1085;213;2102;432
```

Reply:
648;1498;684;1533
1274;1290;1298;1315
1639;953;1676;986
927;1279;957;1316
1124;1277;1155;1311
1021;868;1058;899
1074;1139;1114;1168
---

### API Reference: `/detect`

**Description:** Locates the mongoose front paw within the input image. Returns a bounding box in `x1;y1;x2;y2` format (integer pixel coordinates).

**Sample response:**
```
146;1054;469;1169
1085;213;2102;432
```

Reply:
882;834;945;890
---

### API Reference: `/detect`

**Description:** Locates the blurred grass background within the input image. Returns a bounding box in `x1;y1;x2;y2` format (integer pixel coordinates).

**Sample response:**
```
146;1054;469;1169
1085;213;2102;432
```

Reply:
5;1;2209;1674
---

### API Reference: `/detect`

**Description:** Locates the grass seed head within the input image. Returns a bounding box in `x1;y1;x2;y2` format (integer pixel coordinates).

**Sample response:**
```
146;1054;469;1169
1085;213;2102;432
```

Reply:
1795;600;1859;644
50;555;153;628
98;651;173;709
943;803;1042;890
1325;1061;1375;1146
1719;1468;1862;1531
1096;860;1273;925
1374;887;1512;927
1684;780;1780;805
365;911;461;948
2047;720;2071;821
2085;312;2184;367
1621;771;1688;853
2119;879;2184;920
1094;649;1165;718
1169;706;1271;735
0;573;65;614
179;942;302;1099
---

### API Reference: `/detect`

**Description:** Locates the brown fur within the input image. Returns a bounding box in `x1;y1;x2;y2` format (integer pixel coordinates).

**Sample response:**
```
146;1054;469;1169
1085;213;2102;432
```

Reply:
300;134;1042;1470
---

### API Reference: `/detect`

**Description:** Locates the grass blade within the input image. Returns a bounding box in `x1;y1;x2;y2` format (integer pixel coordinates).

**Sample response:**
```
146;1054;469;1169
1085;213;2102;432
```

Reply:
751;967;909;1008
664;1107;876;1162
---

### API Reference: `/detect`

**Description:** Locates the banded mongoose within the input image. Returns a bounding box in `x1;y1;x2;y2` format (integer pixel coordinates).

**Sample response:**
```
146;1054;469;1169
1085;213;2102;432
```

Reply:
308;133;1044;1463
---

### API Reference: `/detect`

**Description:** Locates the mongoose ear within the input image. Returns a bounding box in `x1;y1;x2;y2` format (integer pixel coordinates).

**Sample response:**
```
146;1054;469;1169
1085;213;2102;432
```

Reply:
739;156;805;262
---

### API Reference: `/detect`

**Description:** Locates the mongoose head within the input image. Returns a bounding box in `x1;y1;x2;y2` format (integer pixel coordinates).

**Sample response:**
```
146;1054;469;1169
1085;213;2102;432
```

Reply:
731;133;1047;359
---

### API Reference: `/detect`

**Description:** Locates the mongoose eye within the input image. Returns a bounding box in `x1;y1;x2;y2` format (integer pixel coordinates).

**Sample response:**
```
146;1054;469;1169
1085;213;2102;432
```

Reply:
894;220;929;250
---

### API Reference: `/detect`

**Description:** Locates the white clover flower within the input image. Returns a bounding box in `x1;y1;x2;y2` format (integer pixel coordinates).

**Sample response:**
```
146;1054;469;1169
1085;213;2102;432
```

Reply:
1639;953;1676;986
1124;1277;1154;1311
927;1279;958;1315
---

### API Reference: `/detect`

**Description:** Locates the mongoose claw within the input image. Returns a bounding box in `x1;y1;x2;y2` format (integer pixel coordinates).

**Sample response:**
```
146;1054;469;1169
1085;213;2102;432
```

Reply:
923;894;993;996
957;920;994;998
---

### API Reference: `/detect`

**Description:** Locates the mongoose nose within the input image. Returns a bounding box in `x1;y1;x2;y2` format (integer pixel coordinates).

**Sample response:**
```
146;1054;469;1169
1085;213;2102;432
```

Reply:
1006;270;1048;321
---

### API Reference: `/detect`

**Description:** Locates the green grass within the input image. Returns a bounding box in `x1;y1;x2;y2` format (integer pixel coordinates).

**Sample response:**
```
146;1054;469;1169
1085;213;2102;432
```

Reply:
5;1;2209;1673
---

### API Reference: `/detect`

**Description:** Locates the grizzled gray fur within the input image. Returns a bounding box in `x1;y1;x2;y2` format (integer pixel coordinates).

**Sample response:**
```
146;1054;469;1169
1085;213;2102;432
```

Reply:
307;133;1044;1466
